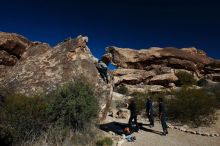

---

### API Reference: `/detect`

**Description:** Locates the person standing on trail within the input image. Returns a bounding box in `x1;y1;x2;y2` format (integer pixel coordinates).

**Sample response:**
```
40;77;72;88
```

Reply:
158;97;168;135
127;99;138;132
146;96;154;128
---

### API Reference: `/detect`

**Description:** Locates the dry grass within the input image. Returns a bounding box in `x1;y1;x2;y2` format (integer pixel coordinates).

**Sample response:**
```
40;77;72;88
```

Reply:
21;126;99;146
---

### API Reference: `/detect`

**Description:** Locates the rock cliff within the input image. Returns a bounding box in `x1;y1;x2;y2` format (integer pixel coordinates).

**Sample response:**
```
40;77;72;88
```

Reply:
107;46;220;93
0;32;112;122
1;32;220;121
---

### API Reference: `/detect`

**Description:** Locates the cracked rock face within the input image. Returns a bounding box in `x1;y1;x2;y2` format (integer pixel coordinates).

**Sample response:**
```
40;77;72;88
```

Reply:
107;46;220;93
112;68;156;85
0;32;31;58
0;32;111;122
107;46;216;72
0;32;31;80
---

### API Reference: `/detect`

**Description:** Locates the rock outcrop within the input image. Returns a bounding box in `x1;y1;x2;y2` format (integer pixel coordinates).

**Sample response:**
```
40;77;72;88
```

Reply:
107;46;220;93
113;69;156;85
0;32;112;122
0;32;31;80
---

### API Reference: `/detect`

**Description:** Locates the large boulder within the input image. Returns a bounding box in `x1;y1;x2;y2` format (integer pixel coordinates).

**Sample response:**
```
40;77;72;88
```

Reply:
149;73;178;86
106;46;217;74
124;84;166;94
205;74;220;82
0;50;18;66
107;47;211;70
0;32;112;122
107;46;220;91
0;32;31;80
0;32;31;58
112;69;156;85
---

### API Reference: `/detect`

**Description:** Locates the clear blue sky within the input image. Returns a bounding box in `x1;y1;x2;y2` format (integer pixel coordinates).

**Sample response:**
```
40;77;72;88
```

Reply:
0;0;219;60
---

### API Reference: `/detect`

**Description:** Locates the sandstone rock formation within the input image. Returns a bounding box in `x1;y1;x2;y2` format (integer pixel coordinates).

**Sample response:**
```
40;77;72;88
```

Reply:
0;32;112;122
107;46;220;93
113;69;156;85
149;73;178;86
0;32;31;80
124;84;166;94
1;32;219;121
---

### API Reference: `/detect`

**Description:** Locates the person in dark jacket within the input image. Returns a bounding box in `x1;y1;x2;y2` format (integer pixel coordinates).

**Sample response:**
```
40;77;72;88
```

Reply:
127;99;138;131
146;96;154;127
158;97;168;135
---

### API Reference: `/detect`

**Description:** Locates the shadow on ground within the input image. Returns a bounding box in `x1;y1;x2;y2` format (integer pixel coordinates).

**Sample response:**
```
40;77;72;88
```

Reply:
140;125;163;135
99;122;163;136
99;122;128;135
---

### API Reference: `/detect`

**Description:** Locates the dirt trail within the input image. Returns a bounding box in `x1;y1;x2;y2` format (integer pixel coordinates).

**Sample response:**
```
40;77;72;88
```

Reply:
105;115;220;146
121;121;220;146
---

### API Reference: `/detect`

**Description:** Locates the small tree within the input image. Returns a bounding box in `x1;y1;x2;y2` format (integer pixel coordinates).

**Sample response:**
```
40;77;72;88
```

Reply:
0;94;47;143
96;137;113;146
175;71;197;86
167;87;217;126
197;78;208;87
116;85;128;95
46;80;99;131
130;92;148;114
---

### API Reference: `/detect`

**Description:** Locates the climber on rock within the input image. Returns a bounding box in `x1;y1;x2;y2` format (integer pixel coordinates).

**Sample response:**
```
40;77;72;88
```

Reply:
97;53;112;83
97;59;109;83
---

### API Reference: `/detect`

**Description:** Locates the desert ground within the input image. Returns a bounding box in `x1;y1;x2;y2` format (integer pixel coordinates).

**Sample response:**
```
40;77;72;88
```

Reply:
104;111;220;146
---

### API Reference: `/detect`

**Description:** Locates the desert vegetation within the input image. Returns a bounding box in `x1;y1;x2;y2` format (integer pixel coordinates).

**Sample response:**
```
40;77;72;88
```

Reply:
122;81;220;127
0;80;100;146
96;137;113;146
116;85;129;95
167;87;218;126
175;71;197;86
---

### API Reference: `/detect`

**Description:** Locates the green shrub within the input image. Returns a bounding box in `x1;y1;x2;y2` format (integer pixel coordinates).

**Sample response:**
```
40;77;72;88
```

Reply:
0;94;47;143
23;126;99;146
46;80;99;131
0;80;100;145
130;92;148;114
167;87;217;127
205;84;220;106
175;71;197;86
131;92;168;115
96;137;113;146
0;125;13;146
214;90;220;104
114;100;126;109
116;86;128;95
197;78;208;87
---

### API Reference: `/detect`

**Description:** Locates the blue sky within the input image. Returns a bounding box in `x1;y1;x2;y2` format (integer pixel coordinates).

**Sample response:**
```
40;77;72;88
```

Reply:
0;0;219;60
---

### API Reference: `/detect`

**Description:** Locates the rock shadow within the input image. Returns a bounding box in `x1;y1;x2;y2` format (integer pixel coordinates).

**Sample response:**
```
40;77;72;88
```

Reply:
99;122;146;135
140;126;163;135
99;122;128;135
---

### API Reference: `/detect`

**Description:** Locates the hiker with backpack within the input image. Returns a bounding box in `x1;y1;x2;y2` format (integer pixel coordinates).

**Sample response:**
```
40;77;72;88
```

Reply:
146;96;154;128
158;97;168;135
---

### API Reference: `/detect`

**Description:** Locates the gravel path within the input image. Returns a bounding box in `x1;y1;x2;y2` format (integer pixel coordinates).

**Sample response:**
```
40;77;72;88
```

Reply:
105;116;220;146
121;121;220;146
